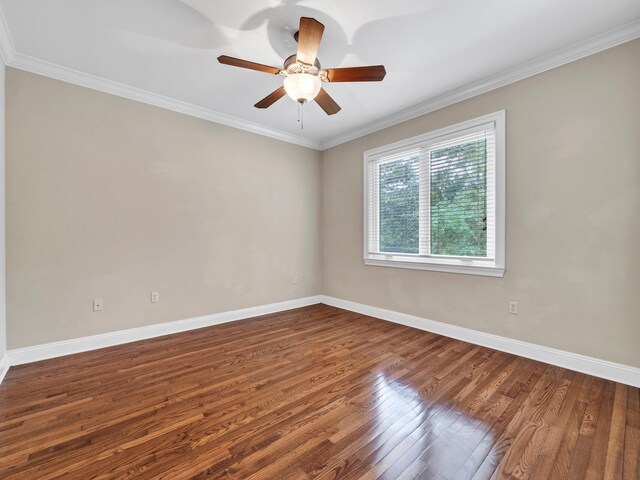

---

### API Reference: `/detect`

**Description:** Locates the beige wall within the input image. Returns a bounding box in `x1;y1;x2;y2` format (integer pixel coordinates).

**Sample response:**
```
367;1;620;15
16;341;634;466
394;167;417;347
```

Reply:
322;39;640;367
6;39;640;367
6;68;322;348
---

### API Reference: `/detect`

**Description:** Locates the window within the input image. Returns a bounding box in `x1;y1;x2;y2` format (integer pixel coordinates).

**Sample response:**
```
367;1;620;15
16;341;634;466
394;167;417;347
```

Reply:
364;111;505;277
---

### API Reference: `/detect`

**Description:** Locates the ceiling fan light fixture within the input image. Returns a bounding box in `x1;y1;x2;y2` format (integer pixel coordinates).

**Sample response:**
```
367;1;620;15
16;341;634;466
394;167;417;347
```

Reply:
283;73;321;103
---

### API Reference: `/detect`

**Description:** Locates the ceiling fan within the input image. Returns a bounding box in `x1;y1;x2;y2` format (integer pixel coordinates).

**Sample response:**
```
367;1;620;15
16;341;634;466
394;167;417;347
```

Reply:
218;17;386;115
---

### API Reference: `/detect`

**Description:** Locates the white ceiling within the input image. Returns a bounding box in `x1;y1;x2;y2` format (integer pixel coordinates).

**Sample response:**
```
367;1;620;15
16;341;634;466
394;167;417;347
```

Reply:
1;0;639;149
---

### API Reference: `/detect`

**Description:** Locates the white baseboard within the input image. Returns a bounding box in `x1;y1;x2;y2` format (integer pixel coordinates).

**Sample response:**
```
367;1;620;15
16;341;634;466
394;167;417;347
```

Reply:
2;294;638;389
4;295;323;371
0;353;9;384
320;295;640;388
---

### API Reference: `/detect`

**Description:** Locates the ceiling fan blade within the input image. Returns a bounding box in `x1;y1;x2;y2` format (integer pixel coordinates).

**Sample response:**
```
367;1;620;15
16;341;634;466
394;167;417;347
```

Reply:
254;87;287;109
296;17;325;66
314;88;341;115
218;55;281;75
325;65;387;82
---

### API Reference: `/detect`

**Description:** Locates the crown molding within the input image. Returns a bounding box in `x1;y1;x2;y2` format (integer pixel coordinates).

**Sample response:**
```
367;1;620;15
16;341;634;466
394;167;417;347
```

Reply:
319;18;640;150
8;52;323;150
0;6;638;151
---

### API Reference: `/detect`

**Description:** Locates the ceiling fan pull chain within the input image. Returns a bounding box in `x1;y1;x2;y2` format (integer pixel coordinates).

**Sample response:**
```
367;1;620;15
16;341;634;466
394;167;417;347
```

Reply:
297;101;304;130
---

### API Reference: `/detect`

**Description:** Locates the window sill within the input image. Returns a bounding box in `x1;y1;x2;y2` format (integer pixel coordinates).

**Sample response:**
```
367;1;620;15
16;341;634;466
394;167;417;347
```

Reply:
363;257;504;277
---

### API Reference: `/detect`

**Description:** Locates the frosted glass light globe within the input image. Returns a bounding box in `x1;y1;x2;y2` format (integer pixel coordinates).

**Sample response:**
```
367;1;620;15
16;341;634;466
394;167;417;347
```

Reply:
283;73;321;103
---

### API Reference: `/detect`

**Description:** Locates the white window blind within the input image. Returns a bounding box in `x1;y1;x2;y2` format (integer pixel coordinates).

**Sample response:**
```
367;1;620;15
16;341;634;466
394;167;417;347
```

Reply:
364;112;505;277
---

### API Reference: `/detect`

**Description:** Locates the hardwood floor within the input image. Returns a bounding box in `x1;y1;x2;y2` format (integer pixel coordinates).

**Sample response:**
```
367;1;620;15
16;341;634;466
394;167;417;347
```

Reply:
0;304;638;479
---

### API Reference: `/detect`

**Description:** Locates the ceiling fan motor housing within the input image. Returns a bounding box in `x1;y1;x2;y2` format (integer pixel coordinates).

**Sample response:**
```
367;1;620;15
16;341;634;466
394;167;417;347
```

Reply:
283;54;321;76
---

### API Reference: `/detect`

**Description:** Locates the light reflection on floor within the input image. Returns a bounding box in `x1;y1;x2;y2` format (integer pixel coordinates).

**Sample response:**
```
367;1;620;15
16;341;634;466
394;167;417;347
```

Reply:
363;371;497;479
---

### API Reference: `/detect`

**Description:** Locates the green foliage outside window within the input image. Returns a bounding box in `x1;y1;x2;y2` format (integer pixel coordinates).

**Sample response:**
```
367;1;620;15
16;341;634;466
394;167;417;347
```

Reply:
379;157;419;254
430;140;487;257
378;139;487;257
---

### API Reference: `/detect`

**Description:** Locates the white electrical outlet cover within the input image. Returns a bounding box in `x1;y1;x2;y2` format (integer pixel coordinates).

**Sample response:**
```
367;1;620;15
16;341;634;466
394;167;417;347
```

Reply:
93;299;104;311
509;301;518;314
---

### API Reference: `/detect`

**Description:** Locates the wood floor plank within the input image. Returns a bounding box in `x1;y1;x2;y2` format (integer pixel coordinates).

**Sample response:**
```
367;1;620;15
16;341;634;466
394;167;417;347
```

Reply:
529;374;592;479
0;304;637;479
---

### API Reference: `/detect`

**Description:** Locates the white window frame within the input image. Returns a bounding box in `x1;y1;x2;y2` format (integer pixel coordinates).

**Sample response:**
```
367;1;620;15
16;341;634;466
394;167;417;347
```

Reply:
363;111;506;277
